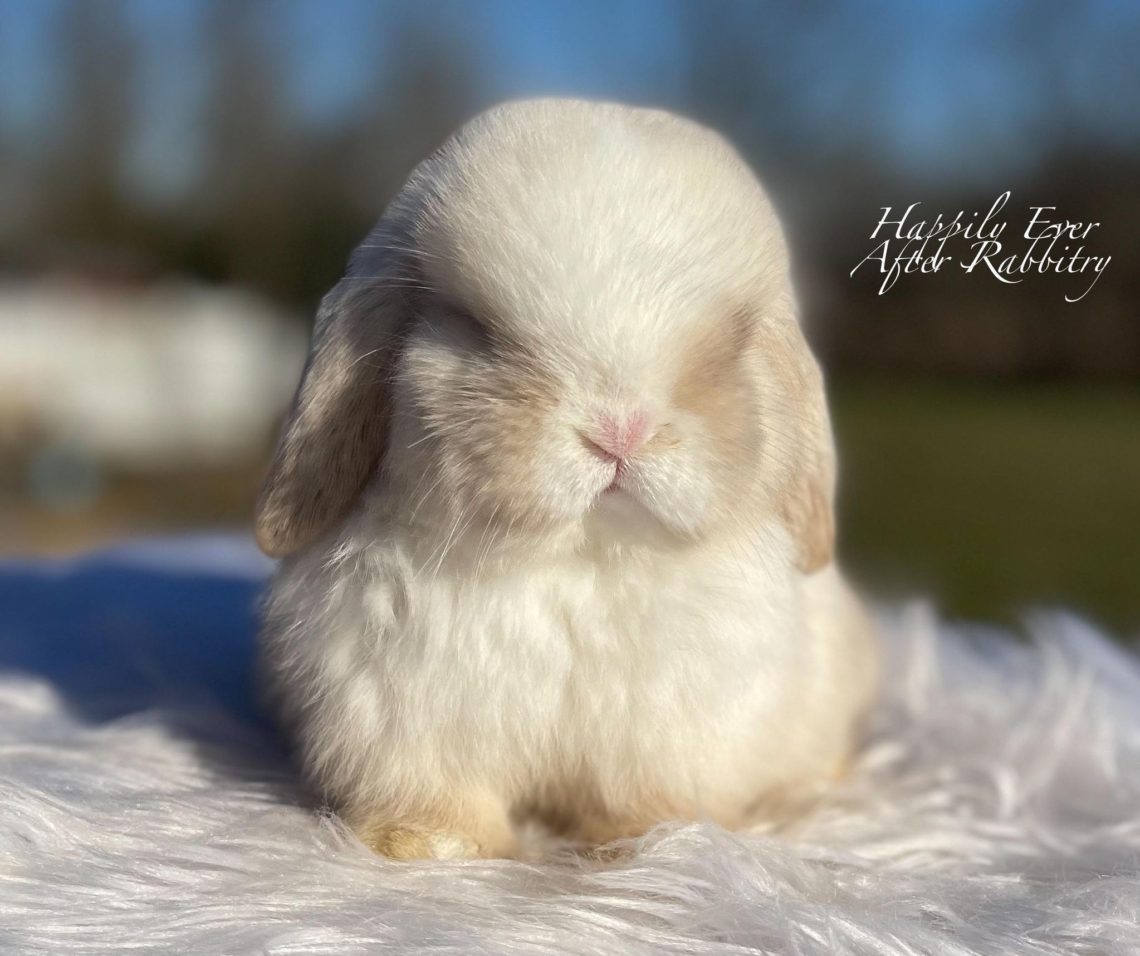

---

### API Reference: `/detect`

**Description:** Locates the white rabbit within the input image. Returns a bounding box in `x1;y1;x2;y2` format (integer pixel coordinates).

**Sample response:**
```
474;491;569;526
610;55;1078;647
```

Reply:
256;99;877;860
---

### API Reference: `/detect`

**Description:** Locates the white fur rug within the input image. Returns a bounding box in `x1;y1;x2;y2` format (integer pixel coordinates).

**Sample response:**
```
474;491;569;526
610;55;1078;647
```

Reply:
1;536;1138;955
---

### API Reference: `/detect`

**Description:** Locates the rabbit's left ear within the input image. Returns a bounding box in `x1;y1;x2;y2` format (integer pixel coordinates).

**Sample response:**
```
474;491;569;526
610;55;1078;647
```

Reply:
756;296;837;574
254;250;412;558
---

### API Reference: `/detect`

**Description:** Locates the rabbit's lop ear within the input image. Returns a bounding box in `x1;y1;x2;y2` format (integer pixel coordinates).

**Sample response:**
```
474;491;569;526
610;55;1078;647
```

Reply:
758;297;837;575
254;251;411;558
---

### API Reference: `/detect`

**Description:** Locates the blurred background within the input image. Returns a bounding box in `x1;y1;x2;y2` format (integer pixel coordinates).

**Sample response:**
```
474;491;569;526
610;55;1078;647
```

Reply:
0;0;1137;632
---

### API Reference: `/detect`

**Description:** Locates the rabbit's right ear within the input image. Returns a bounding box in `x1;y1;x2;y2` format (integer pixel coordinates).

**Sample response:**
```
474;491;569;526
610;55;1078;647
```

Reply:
254;257;412;559
752;293;838;575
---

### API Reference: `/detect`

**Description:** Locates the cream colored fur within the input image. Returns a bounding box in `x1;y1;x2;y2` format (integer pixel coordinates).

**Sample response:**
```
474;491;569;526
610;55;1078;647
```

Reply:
258;99;877;858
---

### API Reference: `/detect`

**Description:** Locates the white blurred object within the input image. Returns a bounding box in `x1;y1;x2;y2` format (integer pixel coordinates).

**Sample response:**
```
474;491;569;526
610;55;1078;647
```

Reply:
0;281;308;469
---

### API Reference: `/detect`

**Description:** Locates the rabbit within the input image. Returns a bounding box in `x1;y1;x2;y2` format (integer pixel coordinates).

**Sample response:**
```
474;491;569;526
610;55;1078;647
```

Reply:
255;99;877;860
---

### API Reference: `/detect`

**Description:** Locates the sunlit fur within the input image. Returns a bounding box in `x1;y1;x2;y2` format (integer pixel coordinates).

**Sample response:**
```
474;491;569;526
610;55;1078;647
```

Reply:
260;99;877;858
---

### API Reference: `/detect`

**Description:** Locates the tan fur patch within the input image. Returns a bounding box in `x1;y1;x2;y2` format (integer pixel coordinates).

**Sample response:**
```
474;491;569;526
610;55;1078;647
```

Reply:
758;312;836;573
363;825;451;860
669;300;837;571
777;474;835;574
672;309;764;524
422;340;568;537
255;268;414;558
346;794;517;861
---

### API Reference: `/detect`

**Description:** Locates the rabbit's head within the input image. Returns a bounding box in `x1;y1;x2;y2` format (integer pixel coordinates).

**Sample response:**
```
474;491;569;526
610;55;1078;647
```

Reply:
255;100;834;571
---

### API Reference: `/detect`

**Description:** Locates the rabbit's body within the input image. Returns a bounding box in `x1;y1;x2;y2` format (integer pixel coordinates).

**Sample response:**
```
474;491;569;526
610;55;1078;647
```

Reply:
256;99;877;859
264;509;871;857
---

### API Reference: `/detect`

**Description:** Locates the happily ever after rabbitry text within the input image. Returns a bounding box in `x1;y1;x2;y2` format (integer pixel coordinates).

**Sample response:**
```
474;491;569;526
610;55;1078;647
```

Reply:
850;192;1111;302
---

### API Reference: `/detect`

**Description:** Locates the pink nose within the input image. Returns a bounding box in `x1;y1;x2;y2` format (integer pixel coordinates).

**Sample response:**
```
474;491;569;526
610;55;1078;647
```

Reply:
584;411;650;460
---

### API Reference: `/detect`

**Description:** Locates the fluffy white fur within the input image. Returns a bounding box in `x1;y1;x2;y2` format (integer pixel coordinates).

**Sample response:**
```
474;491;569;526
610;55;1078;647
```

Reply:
264;519;869;855
2;537;1138;953
257;99;874;855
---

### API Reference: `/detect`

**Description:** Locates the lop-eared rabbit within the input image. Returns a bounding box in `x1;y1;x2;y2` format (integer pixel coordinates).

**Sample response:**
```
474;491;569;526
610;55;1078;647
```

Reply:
256;99;877;859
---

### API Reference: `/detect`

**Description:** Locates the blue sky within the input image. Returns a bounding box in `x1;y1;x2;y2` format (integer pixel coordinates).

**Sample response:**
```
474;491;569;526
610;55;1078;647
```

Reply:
1;0;1137;199
0;1;685;128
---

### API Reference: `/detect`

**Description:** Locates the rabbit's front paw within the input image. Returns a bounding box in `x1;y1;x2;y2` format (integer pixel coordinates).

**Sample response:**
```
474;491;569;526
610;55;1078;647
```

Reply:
351;800;517;860
363;825;482;860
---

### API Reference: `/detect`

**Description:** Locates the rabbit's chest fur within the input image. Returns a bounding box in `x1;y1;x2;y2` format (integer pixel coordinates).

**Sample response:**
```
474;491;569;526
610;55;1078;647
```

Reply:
263;520;849;820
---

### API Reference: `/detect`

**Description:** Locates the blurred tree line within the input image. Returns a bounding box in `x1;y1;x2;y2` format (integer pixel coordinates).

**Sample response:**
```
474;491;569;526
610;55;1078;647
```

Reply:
2;0;1138;377
1;1;474;307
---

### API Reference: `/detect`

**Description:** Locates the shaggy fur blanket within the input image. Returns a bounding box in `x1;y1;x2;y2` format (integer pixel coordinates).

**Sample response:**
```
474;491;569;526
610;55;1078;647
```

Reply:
1;536;1138;955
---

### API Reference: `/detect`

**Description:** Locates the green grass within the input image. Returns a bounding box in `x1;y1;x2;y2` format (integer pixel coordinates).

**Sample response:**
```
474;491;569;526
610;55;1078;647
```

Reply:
832;380;1140;636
